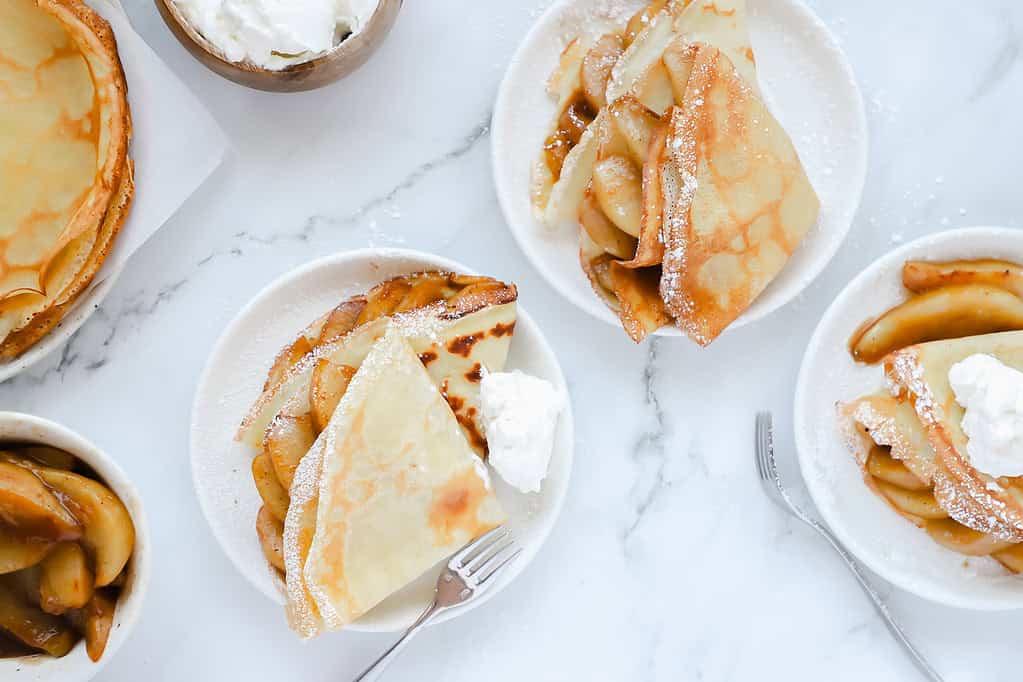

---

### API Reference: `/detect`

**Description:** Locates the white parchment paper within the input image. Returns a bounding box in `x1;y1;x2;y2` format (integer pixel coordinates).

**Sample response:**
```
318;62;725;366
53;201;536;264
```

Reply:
90;0;228;272
0;0;228;381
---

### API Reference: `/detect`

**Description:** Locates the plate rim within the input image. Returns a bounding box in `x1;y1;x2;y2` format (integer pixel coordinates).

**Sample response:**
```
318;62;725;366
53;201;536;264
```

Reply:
491;0;869;339
794;225;1023;611
189;247;575;632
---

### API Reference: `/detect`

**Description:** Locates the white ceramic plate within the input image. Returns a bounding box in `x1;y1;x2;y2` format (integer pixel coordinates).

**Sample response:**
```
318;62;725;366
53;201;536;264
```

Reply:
190;248;575;632
0;412;150;681
795;227;1023;610
492;0;867;337
0;269;123;384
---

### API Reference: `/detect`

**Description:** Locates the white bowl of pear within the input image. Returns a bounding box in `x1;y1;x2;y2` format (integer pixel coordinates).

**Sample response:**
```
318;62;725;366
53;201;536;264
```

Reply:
0;412;149;681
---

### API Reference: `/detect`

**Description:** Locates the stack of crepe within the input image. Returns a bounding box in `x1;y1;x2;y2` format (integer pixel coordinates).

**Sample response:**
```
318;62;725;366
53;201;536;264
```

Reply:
237;272;517;636
840;331;1023;572
531;0;819;344
0;0;133;360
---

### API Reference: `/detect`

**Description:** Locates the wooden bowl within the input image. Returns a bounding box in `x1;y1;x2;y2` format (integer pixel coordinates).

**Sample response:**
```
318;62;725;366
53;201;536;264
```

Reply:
154;0;402;92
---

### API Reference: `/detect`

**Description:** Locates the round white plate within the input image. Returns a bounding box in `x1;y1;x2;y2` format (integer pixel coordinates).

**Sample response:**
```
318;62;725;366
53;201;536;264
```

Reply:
492;0;867;337
190;248;574;632
0;266;123;383
795;226;1023;610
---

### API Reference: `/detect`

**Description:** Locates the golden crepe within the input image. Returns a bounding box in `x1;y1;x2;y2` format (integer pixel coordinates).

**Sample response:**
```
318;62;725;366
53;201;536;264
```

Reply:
836;331;1023;573
0;0;133;359
285;324;505;636
659;44;819;345
531;0;819;344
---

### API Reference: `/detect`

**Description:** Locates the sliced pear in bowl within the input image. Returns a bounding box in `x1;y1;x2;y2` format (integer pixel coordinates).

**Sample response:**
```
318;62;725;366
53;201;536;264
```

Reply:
903;259;1023;298
849;284;1023;363
0;527;53;575
0;461;81;541
0;580;77;657
33;469;134;587
39;542;94;614
309;358;356;432
865;446;929;491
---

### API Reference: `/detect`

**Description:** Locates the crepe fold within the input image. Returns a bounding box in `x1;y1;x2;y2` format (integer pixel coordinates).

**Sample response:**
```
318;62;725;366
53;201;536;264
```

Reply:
533;0;819;344
0;0;133;359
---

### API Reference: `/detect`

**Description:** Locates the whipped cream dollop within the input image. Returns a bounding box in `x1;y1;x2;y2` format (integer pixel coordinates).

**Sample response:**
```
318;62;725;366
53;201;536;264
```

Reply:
480;370;564;494
173;0;378;70
949;353;1023;478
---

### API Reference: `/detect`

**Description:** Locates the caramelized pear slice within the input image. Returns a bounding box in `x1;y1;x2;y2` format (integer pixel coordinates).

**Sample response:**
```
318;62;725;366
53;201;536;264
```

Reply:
903;259;1023;298
264;336;313;394
0;582;77;657
608;96;660;166
316;297;367;345
592;156;643;237
256;505;285;572
0;462;80;541
39;542;94;614
875;480;947;520
0;528;53;575
34;470;134;587
579;187;638;260
624;0;668;45
993;543;1023;573
82;590;116;662
355;278;412;326
849;284;1023;363
581;34;624;111
263;412;316;491
16;446;76;471
310;359;358;432
925;518;1016;556
251;453;289;523
865;446;929;491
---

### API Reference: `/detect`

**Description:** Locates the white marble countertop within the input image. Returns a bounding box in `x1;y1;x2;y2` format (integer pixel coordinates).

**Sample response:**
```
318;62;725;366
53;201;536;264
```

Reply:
5;0;1023;680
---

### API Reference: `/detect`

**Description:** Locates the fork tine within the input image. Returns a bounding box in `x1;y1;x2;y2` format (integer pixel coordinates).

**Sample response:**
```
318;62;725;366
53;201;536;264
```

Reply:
464;536;515;576
476;545;523;585
449;526;509;569
754;412;772;480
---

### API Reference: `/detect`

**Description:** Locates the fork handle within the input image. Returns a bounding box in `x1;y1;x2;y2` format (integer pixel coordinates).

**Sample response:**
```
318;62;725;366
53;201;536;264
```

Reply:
808;520;945;682
353;599;441;682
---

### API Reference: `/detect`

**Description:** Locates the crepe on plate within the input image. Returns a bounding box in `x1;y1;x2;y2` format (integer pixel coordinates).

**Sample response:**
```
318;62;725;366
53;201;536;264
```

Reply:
839;331;1023;572
0;0;133;359
237;272;518;633
532;0;819;344
284;324;505;636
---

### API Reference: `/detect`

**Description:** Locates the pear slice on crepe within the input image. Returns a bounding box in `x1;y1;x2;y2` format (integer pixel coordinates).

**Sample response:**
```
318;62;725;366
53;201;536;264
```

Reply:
659;44;819;345
284;324;505;635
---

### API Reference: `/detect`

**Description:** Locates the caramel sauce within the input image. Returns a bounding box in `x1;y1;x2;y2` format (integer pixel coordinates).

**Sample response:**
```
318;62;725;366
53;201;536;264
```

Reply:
542;92;597;180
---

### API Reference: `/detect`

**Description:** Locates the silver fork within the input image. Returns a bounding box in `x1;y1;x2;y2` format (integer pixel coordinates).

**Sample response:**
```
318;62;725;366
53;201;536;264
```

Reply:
755;412;944;682
353;526;522;681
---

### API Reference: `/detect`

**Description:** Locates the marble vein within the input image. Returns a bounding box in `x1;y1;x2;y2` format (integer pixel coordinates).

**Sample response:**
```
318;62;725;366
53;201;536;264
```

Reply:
970;11;1019;101
233;116;492;247
623;338;669;552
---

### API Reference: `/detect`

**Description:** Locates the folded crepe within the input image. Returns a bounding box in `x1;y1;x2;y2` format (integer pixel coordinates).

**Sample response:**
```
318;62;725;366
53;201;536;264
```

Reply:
884;331;1023;542
0;0;132;358
840;387;1023;570
285;324;505;636
658;44;818;344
